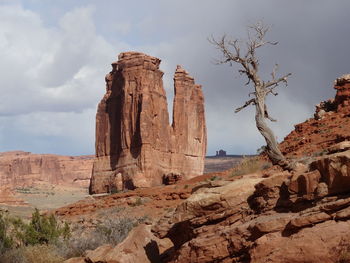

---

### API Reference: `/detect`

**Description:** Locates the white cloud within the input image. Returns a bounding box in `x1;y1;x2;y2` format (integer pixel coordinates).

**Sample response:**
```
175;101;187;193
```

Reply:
0;4;130;154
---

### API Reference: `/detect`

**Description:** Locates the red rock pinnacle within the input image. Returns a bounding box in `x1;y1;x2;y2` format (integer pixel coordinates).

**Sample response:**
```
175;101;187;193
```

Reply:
89;52;207;194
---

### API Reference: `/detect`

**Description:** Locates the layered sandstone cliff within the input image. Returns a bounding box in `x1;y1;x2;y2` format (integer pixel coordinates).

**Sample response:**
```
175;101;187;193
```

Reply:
89;52;206;194
0;151;93;190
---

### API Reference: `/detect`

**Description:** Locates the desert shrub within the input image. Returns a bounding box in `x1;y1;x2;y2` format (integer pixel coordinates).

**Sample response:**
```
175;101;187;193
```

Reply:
0;209;143;261
0;245;64;263
56;216;142;259
130;197;144;207
209;175;222;181
312;149;328;157
0;247;27;263
17;208;70;246
0;212;14;254
95;217;134;245
230;156;271;177
0;209;70;257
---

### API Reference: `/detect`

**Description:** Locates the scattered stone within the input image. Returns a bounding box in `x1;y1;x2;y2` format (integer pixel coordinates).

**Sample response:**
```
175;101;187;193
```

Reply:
311;150;350;195
316;182;329;198
163;173;182;185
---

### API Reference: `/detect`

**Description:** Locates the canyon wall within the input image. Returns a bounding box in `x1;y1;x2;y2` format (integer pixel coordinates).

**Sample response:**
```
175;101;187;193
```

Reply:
0;151;93;190
89;52;206;194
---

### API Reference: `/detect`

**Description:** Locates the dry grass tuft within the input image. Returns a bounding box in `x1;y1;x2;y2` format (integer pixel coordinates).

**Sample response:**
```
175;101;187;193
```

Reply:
0;245;64;263
230;156;271;177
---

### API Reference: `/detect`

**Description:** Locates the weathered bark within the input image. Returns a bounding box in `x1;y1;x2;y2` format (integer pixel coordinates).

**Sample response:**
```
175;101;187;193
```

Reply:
255;99;285;165
210;21;292;169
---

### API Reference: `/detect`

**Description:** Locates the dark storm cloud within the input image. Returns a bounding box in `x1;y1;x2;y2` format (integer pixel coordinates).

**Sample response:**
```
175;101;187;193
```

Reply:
124;0;350;154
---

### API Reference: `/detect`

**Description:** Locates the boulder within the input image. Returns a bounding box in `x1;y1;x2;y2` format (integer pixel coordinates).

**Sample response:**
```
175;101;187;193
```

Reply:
250;221;350;263
328;141;350;154
311;150;350;195
75;224;172;263
334;74;350;110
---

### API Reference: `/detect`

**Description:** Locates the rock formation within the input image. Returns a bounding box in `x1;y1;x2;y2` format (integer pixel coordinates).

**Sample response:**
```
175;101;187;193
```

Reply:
89;52;206;194
0;151;93;190
280;74;350;157
62;146;350;262
151;146;350;263
64;224;172;263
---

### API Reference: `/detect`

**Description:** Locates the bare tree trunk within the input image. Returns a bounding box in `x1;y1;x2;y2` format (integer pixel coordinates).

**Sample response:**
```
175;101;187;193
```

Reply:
255;100;285;165
209;22;293;169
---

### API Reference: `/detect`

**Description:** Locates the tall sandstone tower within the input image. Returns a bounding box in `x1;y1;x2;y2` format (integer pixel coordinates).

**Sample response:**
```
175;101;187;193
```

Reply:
89;52;206;194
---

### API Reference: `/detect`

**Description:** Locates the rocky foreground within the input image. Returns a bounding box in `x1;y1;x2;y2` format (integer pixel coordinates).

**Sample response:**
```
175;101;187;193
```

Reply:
64;143;350;263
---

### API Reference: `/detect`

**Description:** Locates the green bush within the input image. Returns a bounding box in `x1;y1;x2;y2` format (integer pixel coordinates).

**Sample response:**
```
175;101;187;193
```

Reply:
0;209;143;262
0;213;14;254
0;208;70;253
18;209;69;246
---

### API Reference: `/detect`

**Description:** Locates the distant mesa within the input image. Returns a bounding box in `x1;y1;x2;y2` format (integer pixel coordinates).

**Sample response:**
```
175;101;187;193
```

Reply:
89;52;207;194
216;149;227;157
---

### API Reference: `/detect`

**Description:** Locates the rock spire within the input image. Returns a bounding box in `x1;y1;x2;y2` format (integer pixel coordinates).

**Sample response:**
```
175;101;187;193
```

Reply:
89;52;206;194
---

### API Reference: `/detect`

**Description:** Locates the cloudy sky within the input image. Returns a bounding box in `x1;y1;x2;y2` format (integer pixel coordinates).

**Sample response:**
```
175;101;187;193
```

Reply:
0;0;349;156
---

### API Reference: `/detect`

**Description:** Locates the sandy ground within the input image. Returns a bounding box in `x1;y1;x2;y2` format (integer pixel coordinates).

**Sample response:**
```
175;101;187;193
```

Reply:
204;156;243;173
0;183;88;218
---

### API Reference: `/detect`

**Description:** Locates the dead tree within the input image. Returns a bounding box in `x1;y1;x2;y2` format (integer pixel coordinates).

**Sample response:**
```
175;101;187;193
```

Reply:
209;22;291;167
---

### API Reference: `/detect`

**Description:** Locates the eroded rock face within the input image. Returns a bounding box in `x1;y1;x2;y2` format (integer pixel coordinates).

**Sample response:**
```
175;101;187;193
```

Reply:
171;66;207;176
151;149;350;262
0;151;93;190
335;74;350;109
90;52;206;194
280;74;350;157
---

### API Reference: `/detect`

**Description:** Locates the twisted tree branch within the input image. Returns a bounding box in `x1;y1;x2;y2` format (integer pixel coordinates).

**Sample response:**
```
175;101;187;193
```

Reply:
235;98;256;113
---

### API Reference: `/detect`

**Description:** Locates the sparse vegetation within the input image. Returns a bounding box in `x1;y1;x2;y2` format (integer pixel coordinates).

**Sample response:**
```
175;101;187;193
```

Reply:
0;209;70;263
210;175;220;181
56;217;139;259
0;208;143;262
1;245;64;263
230;156;271;177
0;213;14;254
130;197;145;207
312;149;328;157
